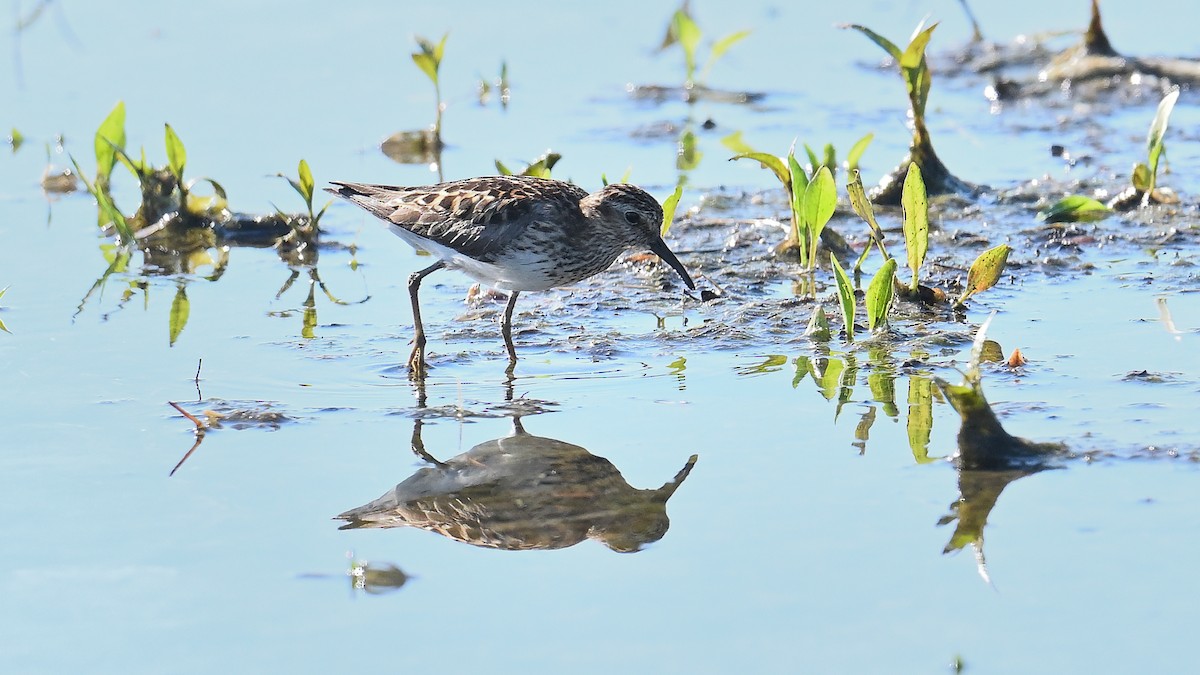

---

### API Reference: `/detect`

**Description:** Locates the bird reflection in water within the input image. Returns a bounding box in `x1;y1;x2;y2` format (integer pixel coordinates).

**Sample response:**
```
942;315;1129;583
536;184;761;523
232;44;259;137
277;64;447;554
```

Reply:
337;417;698;553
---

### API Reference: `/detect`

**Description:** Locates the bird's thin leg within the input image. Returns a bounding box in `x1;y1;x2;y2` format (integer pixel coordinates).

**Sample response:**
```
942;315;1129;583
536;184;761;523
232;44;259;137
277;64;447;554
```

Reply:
501;290;521;365
407;260;446;378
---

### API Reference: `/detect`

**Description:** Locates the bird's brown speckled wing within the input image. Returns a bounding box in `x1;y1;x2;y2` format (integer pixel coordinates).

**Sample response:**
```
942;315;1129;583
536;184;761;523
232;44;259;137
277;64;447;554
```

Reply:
327;176;589;261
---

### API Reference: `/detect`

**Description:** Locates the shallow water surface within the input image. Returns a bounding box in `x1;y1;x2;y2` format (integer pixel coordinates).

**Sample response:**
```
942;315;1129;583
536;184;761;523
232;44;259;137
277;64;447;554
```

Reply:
3;1;1200;673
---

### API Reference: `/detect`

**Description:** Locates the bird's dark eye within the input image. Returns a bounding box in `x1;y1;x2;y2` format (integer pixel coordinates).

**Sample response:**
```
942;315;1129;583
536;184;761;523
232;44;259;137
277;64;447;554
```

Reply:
624;211;642;226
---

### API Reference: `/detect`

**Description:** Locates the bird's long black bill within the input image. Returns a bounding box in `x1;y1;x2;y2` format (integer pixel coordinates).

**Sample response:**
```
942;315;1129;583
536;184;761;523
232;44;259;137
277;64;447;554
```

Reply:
649;237;696;290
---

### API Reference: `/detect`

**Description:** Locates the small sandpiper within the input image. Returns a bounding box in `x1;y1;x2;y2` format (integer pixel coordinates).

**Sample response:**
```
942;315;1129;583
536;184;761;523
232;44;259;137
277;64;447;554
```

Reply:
326;175;695;377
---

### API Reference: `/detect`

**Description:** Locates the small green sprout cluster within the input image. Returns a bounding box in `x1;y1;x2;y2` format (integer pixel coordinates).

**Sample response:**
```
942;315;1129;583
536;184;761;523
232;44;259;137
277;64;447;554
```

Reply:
662;3;750;93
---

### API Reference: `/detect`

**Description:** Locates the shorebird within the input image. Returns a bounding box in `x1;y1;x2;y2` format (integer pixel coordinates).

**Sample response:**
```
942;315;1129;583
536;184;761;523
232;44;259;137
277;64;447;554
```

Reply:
326;175;695;377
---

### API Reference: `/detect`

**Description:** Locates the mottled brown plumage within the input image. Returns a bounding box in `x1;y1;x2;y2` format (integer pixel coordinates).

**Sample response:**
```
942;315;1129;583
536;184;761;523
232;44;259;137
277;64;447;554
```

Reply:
326;175;694;377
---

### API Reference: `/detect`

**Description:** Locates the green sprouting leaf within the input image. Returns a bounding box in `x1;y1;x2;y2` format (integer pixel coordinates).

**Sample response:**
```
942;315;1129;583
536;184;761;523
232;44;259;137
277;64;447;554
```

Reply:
846;132;874;170
901;163;928;292
9;128;23;153
822;143;836;175
803;143;820;172
804;305;831;341
802;166;837;266
702;29;751;82
788;151;808;259
1146;86;1180;195
297;159;315;203
163;124;186;182
843;24;903;62
866;257;898;331
956;244;1011;308
1132;163;1152;192
70;154;134;244
169;285;190;346
110;143;147;181
412;33;448;84
661;184;684;236
671;9;702;81
412;52;438;84
522;151;560;177
730;152;789;188
699;29;750;85
720;131;755;155
277;171;305;201
94;101;126;185
847;169;889;269
494;159;513;175
1036;195;1110;223
900;23;937;70
901;24;938;116
831;253;855;342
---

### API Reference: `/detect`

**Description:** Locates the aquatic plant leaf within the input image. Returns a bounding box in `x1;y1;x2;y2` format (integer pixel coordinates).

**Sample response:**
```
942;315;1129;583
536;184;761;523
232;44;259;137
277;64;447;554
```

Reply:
730;152;789;187
901;24;938;116
847;169;888;263
108;143;147;182
1131;163;1151;192
866;258;898;331
822;144;836;174
846;133;874;171
163;124;186;182
671;9;701;81
720;131;755;155
831;253;855;342
956;244;1011;308
901;163;928;292
787;151;809;261
186;178;229;215
804;305;831;342
94;101;126;185
494;159;513;175
661;184;684;236
522;152;561;178
169;285;190;346
1146;87;1180;195
1036;195;1110;223
298;159;315;203
842;24;902;62
70;154;134;244
803;166;836;265
799;144;818;174
10;128;23;153
412;34;447;83
699;30;751;83
899;23;937;70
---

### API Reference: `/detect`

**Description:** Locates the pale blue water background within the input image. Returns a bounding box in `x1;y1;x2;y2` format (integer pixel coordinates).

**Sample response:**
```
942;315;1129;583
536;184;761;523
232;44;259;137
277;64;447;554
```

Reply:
3;1;1200;673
